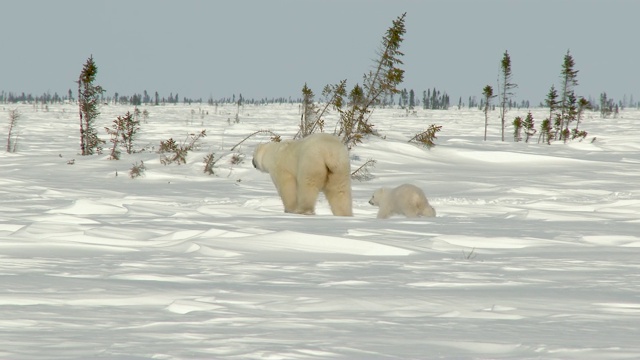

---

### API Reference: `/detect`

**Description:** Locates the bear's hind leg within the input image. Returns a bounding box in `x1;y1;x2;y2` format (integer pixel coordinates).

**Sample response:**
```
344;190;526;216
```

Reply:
403;206;421;218
295;187;320;215
404;193;426;218
295;174;323;215
420;204;436;217
324;179;353;216
327;194;353;216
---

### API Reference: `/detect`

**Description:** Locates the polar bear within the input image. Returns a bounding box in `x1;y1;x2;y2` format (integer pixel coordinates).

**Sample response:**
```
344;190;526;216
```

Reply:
252;133;352;216
369;183;436;219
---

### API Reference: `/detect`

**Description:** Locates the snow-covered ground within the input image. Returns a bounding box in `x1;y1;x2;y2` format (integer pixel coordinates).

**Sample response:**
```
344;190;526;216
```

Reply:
1;102;639;359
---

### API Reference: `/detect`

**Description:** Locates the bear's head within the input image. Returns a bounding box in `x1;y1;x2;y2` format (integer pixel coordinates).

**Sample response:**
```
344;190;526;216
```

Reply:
368;188;387;206
252;142;276;173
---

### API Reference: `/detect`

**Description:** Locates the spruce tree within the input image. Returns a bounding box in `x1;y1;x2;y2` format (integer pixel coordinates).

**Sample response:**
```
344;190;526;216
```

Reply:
561;91;578;142
540;85;559;144
600;92;612;118
482;85;495;141
77;55;105;155
120;111;140;154
523;111;536;143
422;90;428;110
540;119;553;145
575;97;591;132
558;50;578;140
299;83;317;138
399;88;408;108
571;97;590;140
363;12;406;105
431;87;438;109
512;116;523;142
332;12;406;147
499;51;517;141
409;89;415;109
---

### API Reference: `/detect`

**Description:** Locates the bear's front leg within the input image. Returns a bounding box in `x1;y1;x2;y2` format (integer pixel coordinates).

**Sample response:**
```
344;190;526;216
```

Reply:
272;173;298;213
376;207;392;219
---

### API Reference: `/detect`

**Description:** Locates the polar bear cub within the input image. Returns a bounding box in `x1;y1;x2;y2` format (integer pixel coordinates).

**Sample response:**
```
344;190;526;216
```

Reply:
369;183;436;219
252;133;352;216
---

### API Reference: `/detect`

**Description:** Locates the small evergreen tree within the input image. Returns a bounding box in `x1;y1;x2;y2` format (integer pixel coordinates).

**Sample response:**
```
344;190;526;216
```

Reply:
422;90;429;110
600;92;613;118
539;85;559;144
499;50;517;141
561;91;578;142
298;83;319;138
482;85;495;141
399;88;409;108
327;12;406;147
540;119;553;145
553;112;563;141
203;153;217;175
558;50;579;140
575;97;591;132
293;80;346;139
571;97;591;140
105;112;140;160
159;130;206;165
6;109;21;153
512;116;523;142
77;55;105;155
120;112;140;154
105;122;122;160
523;111;536;143
129;161;146;179
409;124;442;149
409;89;415;109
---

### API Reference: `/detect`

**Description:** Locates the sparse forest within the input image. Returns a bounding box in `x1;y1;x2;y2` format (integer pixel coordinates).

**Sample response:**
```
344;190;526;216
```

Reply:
3;14;637;169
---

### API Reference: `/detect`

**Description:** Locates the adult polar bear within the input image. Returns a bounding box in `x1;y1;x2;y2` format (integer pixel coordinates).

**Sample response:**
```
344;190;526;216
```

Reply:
252;133;353;216
369;183;436;219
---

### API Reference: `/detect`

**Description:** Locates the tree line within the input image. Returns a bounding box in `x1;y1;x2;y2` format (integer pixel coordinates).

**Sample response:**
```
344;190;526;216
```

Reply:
3;87;635;114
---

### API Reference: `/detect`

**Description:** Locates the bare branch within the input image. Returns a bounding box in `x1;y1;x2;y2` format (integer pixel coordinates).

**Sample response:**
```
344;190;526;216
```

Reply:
351;158;377;181
230;130;281;151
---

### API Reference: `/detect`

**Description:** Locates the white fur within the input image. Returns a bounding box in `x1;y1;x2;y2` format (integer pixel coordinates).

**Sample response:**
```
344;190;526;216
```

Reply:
253;133;352;216
369;183;436;219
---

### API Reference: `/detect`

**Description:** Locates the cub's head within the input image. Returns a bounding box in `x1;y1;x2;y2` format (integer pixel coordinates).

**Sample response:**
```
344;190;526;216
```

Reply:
368;188;387;206
252;141;277;173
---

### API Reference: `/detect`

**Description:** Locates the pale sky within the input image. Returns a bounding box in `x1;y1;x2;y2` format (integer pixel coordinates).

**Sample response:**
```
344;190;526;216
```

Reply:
2;0;638;105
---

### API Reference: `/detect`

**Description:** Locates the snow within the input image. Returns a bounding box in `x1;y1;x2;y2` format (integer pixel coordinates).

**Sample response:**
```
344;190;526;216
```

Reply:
1;102;640;359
